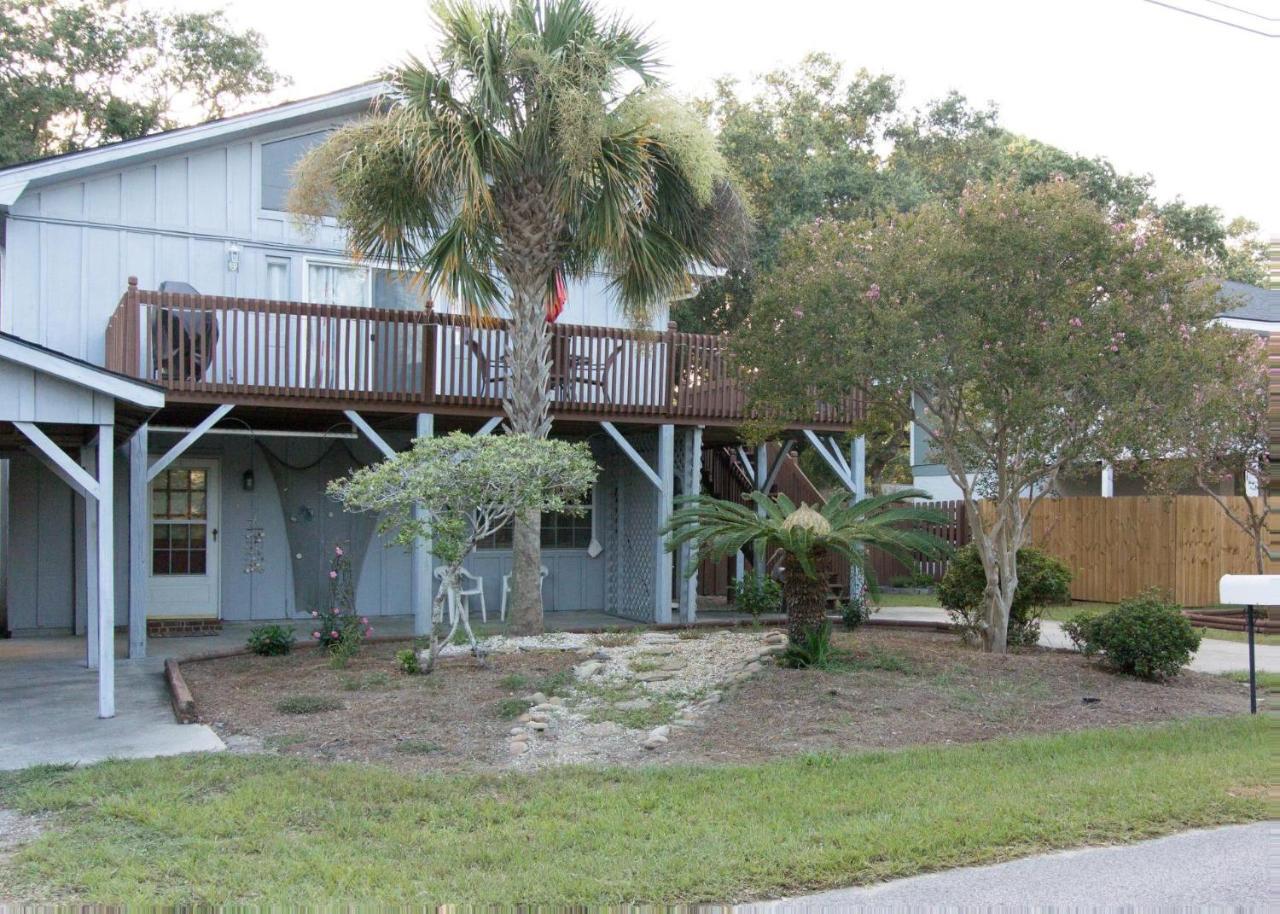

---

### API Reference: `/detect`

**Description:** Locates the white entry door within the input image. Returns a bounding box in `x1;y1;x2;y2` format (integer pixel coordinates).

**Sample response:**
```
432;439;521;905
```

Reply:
148;460;221;619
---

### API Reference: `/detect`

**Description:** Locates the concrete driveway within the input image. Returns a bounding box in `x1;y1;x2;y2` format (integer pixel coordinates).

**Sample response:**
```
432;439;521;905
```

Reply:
744;823;1274;911
0;637;223;771
875;606;1280;673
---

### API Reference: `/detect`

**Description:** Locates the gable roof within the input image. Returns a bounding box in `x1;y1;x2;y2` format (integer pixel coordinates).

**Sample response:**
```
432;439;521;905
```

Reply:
1216;280;1280;326
0;333;165;408
0;82;385;209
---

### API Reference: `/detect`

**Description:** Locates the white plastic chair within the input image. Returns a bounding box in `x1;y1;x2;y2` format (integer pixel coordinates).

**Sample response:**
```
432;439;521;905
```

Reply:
501;565;548;621
434;566;488;622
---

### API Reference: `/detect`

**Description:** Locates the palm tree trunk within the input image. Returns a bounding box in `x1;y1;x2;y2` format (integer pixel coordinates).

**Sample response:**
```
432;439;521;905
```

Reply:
783;566;829;642
504;274;553;635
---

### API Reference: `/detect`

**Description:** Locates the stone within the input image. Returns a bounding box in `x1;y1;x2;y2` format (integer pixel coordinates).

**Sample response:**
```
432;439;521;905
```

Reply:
763;631;787;645
517;713;532;723
509;727;525;736
527;692;548;704
613;698;653;711
642;735;667;750
532;703;558;713
527;720;548;731
508;740;529;756
547;696;565;706
648;725;671;740
634;670;674;683
574;660;604;680
640;647;675;657
644;633;680;644
743;661;763;674
527;712;550;723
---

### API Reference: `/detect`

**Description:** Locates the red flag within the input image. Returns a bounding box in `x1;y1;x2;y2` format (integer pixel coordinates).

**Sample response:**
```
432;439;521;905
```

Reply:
546;270;567;322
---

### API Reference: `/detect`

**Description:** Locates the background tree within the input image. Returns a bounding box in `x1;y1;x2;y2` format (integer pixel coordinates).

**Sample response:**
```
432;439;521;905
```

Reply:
329;432;596;669
0;0;284;166
679;58;1266;335
665;490;948;641
736;179;1234;653
293;0;744;636
1127;327;1272;573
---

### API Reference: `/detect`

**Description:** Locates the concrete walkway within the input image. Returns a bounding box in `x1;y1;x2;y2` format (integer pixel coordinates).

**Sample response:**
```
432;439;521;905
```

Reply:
875;605;1280;673
0;649;223;771
743;823;1275;911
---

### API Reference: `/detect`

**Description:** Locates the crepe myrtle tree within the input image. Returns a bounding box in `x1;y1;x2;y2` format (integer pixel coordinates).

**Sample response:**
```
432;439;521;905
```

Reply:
328;432;596;670
736;178;1229;653
665;490;950;642
1126;327;1271;573
292;0;746;636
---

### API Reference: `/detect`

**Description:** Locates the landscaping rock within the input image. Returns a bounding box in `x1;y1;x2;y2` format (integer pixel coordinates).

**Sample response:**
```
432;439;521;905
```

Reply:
763;631;787;645
527;720;548;731
508;740;529;756
634;670;674;683
613;698;653;711
527;692;548;705
574;660;604;680
642;725;670;750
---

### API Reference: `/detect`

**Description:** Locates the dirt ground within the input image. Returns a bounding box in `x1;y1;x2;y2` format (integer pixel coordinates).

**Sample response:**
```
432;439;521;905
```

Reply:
182;628;1253;772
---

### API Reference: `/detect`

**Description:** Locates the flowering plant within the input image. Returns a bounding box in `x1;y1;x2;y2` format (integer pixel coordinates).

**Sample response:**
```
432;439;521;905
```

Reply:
310;544;371;662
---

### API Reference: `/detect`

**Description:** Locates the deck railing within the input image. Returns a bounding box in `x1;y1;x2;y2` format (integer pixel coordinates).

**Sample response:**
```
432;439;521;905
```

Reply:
105;279;860;425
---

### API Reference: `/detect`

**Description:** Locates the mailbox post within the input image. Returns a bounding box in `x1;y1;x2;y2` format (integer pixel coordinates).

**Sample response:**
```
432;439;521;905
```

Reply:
1218;575;1279;714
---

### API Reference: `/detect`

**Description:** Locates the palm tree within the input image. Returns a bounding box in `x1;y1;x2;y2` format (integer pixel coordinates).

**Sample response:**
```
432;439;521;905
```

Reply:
291;0;746;634
665;490;951;641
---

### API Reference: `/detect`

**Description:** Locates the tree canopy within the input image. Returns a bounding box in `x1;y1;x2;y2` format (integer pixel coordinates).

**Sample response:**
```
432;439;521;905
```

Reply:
0;0;286;167
734;178;1245;652
675;55;1268;334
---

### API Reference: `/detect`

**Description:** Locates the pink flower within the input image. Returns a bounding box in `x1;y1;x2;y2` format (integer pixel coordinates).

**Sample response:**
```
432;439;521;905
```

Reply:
360;617;369;625
865;284;881;302
364;627;373;636
311;610;318;617
330;630;339;638
335;545;344;556
792;308;805;318
311;631;320;639
329;570;338;579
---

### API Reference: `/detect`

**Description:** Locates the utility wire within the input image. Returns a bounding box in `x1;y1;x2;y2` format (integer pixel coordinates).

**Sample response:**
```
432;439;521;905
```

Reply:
1201;0;1279;21
1144;0;1279;35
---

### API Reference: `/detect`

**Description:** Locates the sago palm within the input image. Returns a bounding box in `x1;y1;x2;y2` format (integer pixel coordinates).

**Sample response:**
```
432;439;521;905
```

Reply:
291;0;746;634
665;489;951;640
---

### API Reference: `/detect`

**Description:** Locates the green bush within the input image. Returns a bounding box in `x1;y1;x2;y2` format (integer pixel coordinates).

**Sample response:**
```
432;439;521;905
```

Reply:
395;649;421;675
778;622;835;669
730;575;782;618
840;585;876;631
246;624;295;656
938;544;1071;646
1064;590;1200;681
889;571;936;589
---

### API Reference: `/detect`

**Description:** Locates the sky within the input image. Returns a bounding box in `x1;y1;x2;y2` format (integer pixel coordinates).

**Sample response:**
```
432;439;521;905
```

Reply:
142;0;1280;235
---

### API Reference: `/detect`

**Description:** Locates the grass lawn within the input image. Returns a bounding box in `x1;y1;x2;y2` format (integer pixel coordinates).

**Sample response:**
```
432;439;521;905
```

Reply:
874;592;940;607
0;716;1271;905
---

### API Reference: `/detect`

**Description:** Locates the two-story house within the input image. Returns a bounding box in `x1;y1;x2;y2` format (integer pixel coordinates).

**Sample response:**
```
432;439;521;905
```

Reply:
0;84;859;717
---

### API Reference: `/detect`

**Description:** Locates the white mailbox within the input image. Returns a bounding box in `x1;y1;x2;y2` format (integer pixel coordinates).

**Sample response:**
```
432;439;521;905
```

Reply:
1218;575;1280;606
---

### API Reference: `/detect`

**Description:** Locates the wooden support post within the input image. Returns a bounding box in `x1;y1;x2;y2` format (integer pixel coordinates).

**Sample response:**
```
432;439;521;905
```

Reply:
128;424;148;659
655;424;674;624
411;413;434;637
96;423;115;719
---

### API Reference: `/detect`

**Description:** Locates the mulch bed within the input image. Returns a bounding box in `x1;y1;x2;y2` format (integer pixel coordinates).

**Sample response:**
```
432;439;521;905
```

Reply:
181;628;1253;773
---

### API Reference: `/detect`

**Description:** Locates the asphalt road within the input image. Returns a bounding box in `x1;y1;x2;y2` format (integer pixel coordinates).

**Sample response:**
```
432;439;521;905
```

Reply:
741;823;1275;911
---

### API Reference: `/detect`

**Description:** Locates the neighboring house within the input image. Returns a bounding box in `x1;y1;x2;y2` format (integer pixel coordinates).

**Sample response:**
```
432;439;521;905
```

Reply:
1267;238;1279;290
0;84;858;714
909;281;1279;502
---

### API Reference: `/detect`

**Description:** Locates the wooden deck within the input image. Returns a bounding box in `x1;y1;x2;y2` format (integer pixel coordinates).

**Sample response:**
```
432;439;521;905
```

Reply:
104;280;860;429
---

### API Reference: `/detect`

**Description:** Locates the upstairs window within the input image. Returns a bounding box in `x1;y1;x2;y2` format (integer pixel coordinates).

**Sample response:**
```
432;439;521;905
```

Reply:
260;130;332;213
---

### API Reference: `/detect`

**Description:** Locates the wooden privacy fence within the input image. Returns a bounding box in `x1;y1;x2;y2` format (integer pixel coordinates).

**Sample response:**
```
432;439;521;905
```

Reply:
1020;496;1263;607
868;499;969;584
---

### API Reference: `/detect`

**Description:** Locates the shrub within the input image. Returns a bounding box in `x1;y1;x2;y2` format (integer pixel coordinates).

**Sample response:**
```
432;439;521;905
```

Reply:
840;584;876;631
1064;590;1200;681
395;649;421;675
310;544;373;667
246;624;294;656
730;575;783;618
778;622;836;669
889;571;936;589
938;544;1071;647
275;694;343;714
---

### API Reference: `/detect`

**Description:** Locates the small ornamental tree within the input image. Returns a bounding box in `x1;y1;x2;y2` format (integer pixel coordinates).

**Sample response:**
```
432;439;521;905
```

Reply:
736;178;1235;653
328;432;596;670
1126;325;1271;573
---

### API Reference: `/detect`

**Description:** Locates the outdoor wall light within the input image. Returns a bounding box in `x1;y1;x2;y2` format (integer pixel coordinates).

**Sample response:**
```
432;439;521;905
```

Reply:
226;243;241;273
242;469;255;492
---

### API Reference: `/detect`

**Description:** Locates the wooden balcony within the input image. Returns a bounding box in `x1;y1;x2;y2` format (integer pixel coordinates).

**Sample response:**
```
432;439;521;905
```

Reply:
104;280;859;428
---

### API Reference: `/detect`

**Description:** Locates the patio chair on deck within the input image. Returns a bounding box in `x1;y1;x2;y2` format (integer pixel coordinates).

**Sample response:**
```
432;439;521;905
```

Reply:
465;337;509;398
564;341;624;403
149;281;220;382
434;566;489;623
500;565;548;621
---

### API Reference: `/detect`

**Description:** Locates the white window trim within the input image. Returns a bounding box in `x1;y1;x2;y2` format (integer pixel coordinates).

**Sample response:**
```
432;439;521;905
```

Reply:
252;125;346;224
302;256;372;307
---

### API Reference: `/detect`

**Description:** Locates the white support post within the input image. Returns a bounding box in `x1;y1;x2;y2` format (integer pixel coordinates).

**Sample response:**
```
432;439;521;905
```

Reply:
475;416;502;436
1100;463;1115;498
600;421;662;489
802;429;856;494
128;424;148;659
1245;470;1260;498
411;413;434;636
96;424;115;719
754;442;767;585
850;435;868;598
655;425;675;624
678;426;703;624
343;410;395;460
81;442;100;670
